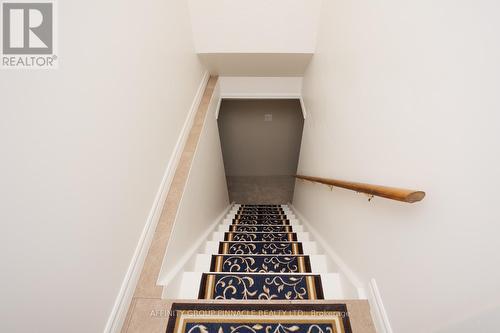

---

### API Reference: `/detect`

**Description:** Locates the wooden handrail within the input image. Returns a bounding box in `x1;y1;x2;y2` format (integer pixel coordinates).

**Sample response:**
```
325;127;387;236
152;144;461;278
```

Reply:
295;175;425;203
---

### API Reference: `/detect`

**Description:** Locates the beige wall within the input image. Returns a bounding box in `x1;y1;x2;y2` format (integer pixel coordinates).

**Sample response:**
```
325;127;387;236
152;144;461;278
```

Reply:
0;0;204;332
218;99;304;177
294;0;500;332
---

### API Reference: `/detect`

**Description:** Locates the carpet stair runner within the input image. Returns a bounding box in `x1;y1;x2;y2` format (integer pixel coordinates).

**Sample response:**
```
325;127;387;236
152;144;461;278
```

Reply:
166;204;354;333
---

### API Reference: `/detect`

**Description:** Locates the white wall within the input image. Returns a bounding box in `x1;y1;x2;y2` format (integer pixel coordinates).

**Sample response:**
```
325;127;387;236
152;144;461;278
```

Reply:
198;54;313;77
219;77;303;99
0;0;204;332
294;0;500;332
188;0;322;53
159;83;229;284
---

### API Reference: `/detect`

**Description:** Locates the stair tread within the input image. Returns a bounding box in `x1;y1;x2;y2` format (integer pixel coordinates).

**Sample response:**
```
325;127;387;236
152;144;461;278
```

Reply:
198;273;324;300
166;302;354;333
218;240;303;242
224;232;297;242
237;211;285;214
218;241;304;255
209;254;312;273
225;231;297;234
211;254;310;256
232;220;290;225
235;213;290;215
228;225;294;232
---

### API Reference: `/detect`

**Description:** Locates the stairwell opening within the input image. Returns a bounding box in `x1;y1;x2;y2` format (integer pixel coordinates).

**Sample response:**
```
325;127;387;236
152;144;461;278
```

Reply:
217;98;304;204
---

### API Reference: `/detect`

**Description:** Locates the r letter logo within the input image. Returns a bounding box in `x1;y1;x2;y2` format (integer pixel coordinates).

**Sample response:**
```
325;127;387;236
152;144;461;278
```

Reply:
2;1;57;69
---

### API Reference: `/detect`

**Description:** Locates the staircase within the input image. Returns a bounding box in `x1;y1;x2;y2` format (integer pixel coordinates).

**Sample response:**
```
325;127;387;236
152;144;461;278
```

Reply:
165;204;365;332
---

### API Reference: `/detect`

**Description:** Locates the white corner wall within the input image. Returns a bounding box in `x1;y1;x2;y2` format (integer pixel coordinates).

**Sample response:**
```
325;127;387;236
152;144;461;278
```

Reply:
294;0;500;332
217;77;306;119
188;0;322;53
0;0;205;332
219;77;303;98
159;82;229;286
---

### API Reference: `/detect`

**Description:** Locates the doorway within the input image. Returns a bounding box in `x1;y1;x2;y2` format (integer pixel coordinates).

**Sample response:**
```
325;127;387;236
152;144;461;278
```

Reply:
217;99;304;204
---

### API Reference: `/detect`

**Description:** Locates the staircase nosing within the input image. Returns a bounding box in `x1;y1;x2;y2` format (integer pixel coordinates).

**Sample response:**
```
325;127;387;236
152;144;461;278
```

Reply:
224;231;298;234
211;254;311;257
217;241;304;243
200;272;323;276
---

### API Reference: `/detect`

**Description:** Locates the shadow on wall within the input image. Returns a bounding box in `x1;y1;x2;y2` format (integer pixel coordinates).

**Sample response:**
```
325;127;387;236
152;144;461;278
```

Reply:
217;99;304;204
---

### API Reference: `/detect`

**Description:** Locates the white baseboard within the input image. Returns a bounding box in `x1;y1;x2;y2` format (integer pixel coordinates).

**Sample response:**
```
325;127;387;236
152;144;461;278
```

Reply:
158;204;232;294
289;204;365;296
103;71;210;333
369;279;393;333
289;204;392;333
